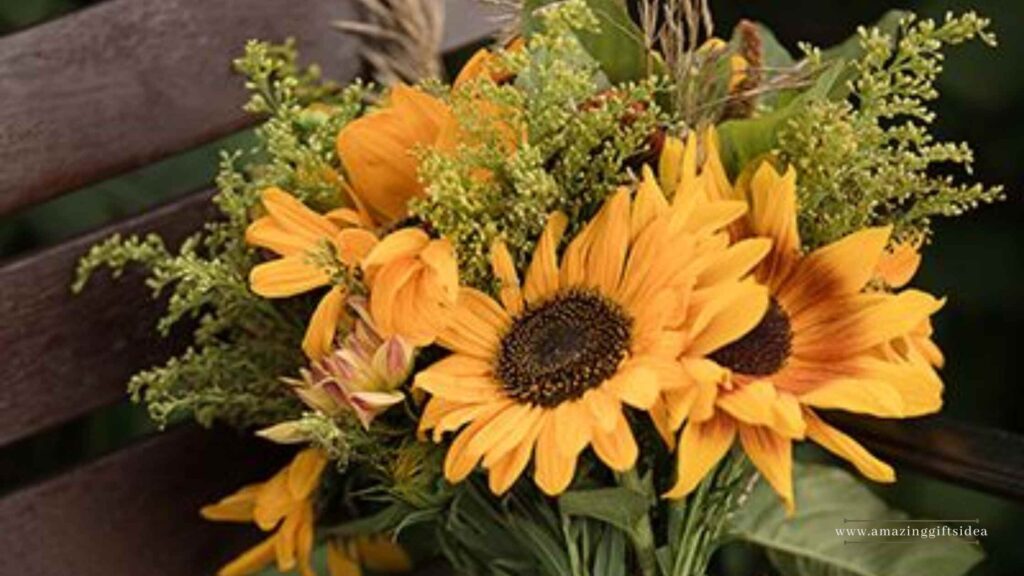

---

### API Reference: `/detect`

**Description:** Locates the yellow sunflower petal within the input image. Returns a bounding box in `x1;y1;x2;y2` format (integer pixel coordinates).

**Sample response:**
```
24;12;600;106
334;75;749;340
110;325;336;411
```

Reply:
717;380;777;427
585;188;631;294
738;425;794;514
415;372;501;404
362;228;431;273
634;166;670;237
583;388;621;432
803;409;895;482
525;212;569;303
487;414;545;495
260;187;340;242
534;417;580;495
437;288;506;358
782;226;892;308
590;411;638;471
552;400;594;456
799;378;905;418
200;484;262;523
664;413;736;499
253;469;294;531
698;237;771;286
302;286;346;360
250;256;330;298
287;448;328;501
491;240;524;314
605;362;661;409
658;135;685;196
335;228;379;267
246;217;311;256
687;281;769;356
443;401;511;482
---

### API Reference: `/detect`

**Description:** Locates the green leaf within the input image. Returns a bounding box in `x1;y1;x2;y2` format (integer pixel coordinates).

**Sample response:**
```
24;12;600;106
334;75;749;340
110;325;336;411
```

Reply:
717;62;843;177
523;0;653;84
820;9;908;98
729;463;984;576
559;486;651;536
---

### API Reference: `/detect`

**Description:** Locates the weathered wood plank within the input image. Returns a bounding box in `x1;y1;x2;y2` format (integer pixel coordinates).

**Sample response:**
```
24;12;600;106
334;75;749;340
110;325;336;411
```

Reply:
0;190;214;447
825;413;1024;501
0;0;362;216
0;425;291;576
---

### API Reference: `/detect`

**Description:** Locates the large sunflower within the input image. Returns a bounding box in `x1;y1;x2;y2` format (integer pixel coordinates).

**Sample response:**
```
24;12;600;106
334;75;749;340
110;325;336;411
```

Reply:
662;158;945;511
416;169;767;496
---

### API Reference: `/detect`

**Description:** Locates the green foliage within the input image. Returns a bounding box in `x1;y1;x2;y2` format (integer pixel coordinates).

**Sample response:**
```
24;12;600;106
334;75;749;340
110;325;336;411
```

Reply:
438;477;634;576
74;40;368;429
777;11;1003;247
523;0;653;85
412;2;666;286
728;463;984;576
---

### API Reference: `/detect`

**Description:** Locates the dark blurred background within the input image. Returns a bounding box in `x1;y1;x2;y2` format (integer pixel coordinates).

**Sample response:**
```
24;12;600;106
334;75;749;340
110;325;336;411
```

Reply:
1;0;1021;574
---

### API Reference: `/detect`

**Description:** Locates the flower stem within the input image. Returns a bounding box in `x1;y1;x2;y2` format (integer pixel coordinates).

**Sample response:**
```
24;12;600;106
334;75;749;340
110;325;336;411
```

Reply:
618;468;659;576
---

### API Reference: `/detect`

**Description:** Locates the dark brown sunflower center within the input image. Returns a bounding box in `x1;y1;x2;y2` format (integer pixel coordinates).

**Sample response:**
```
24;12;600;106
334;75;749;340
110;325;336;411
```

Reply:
709;298;793;376
495;288;632;407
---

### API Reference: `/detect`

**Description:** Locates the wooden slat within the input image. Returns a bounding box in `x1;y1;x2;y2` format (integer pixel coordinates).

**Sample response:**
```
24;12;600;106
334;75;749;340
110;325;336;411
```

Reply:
825;413;1024;501
0;190;214;447
0;425;290;576
0;0;507;216
0;0;361;216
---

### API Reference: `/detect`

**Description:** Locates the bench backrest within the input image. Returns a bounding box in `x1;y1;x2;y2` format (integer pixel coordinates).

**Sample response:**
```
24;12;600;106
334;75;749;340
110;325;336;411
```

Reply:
0;1;1022;574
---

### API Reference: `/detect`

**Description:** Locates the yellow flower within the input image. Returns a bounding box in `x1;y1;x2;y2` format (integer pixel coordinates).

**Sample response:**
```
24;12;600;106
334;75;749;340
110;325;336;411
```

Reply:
336;85;452;225
246;188;378;360
452;37;524;89
327;535;412;576
416;172;760;496
201;448;328;576
361;227;459;346
662;160;945;512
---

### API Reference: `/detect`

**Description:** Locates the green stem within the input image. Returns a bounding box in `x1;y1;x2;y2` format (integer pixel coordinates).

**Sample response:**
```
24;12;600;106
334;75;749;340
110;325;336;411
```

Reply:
671;451;753;576
618;469;658;576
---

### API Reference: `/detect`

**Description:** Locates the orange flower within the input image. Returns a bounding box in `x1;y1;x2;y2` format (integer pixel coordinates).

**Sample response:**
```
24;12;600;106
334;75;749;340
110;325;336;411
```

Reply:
246;188;378;360
201;448;328;576
336;85;452;225
452;37;523;89
660;159;945;512
361;228;459;346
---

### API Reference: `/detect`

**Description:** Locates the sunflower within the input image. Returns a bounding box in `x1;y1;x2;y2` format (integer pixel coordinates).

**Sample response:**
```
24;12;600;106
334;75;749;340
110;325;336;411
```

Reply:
361;227;459;346
201;448;327;576
336;84;452;225
416;171;763;496
246;188;378;360
662;159;945;511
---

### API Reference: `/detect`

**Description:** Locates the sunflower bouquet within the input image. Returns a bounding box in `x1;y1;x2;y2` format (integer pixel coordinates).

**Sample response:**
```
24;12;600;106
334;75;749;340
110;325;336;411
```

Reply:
75;1;1003;575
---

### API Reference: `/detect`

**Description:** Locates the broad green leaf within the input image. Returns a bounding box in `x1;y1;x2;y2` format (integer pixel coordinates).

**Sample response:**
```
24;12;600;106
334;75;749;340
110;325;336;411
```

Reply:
716;62;842;177
559;486;650;535
523;0;653;84
729;463;984;576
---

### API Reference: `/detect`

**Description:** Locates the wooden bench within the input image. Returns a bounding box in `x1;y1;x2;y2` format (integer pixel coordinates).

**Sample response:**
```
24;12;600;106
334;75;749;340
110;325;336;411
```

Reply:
0;1;1020;574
